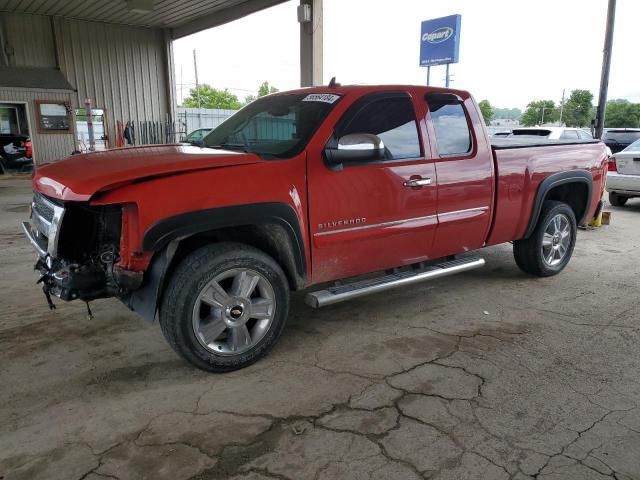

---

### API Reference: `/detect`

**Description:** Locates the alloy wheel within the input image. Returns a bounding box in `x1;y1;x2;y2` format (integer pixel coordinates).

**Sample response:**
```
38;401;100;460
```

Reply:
192;268;276;356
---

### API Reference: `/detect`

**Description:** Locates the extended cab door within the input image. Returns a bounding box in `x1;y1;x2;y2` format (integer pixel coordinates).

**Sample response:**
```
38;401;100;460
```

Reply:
307;90;438;284
424;93;494;257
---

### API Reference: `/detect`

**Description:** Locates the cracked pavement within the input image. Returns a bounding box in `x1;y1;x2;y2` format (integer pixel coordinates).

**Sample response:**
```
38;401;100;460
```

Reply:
1;177;640;479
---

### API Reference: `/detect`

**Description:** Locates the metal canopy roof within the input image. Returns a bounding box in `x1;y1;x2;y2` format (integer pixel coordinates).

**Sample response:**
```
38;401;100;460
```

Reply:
0;0;288;38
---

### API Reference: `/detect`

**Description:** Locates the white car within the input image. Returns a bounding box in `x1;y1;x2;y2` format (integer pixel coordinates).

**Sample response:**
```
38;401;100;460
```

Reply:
508;127;594;141
606;138;640;206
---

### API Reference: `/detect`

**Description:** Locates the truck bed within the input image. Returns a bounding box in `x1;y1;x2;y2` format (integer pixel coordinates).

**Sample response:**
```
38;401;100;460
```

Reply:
486;139;608;247
491;137;600;149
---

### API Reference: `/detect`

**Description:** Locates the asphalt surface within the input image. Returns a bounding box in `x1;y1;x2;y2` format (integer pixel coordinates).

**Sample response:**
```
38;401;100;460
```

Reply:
1;176;639;480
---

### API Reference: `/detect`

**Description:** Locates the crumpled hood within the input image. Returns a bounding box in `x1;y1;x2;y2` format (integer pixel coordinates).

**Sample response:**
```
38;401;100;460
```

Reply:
33;144;262;201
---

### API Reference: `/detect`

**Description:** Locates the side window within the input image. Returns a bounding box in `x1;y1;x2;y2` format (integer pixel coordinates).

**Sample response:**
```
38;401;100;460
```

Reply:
339;95;421;160
426;94;472;156
560;130;579;140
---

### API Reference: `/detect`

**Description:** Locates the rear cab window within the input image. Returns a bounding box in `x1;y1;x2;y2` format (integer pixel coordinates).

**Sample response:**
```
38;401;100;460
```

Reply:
425;93;472;156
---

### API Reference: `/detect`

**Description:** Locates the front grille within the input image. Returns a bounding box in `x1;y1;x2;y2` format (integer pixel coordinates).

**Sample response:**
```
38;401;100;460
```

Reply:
33;192;56;223
31;191;65;257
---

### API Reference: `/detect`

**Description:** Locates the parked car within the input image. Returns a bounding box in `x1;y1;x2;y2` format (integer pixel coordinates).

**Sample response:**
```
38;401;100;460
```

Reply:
509;127;594;140
0;133;33;174
182;128;212;144
602;129;640;154
23;84;607;372
606;138;640;206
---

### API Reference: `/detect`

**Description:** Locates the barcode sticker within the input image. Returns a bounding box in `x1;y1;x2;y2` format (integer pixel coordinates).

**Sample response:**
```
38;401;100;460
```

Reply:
302;93;341;104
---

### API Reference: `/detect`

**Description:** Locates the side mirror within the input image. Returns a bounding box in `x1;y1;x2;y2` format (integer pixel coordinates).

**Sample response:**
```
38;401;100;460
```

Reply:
325;133;385;166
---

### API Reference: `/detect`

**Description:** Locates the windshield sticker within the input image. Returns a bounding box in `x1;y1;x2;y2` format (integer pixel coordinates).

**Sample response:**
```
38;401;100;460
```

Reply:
302;93;341;104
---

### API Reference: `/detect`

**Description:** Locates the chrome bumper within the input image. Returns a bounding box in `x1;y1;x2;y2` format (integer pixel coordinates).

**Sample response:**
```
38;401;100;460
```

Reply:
606;172;640;195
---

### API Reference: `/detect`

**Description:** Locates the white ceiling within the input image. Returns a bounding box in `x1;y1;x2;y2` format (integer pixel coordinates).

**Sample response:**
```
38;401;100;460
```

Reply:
0;0;289;38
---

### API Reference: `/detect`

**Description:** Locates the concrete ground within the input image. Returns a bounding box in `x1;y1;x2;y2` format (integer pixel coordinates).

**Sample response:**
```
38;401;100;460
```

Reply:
1;176;640;480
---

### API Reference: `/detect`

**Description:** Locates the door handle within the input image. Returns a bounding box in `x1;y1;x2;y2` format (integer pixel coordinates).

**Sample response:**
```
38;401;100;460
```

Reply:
403;177;432;188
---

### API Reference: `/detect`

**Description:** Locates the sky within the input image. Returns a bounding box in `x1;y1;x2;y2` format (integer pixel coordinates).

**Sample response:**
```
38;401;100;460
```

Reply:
173;0;639;109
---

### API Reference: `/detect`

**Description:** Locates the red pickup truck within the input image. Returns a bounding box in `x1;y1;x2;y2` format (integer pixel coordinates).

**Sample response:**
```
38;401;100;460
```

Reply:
23;85;607;372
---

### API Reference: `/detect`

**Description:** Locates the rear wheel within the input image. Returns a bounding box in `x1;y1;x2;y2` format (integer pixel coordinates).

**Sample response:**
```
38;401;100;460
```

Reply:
609;192;628;207
159;242;290;372
513;201;577;277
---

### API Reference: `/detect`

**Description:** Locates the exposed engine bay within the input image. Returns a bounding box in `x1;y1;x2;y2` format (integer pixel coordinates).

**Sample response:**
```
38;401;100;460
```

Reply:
23;192;141;308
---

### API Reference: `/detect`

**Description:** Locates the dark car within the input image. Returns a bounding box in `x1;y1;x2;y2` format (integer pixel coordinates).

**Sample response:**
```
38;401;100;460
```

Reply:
182;128;212;145
0;134;33;174
602;129;640;154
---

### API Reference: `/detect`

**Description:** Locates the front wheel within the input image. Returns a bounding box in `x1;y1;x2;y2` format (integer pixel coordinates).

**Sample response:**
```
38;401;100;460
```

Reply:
513;201;577;277
159;242;290;373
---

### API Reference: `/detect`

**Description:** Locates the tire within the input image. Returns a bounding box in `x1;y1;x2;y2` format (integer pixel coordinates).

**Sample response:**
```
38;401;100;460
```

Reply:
159;242;290;373
513;201;577;277
609;192;628;207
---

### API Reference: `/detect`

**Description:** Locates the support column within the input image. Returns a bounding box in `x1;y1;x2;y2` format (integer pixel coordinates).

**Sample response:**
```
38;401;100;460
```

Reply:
299;0;323;87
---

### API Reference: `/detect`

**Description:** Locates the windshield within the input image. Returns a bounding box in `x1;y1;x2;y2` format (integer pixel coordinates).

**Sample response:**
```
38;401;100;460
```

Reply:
203;93;340;158
622;138;640;152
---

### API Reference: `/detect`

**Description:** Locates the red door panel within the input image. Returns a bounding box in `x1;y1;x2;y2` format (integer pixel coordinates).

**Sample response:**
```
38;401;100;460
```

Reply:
307;91;438;283
308;160;437;283
424;95;495;258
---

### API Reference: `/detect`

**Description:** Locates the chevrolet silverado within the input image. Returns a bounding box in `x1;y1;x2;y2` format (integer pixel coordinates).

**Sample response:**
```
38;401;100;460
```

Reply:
23;84;607;372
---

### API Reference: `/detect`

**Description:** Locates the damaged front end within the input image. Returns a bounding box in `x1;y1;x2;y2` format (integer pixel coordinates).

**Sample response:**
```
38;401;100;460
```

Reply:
22;191;142;308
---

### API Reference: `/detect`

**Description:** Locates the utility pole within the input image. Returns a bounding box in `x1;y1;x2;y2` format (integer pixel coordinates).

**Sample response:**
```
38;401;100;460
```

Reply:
595;0;616;139
193;49;201;109
180;64;183;105
559;88;565;125
540;106;547;125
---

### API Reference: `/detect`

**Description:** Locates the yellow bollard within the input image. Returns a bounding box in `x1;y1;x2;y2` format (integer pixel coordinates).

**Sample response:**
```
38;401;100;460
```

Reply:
589;210;603;227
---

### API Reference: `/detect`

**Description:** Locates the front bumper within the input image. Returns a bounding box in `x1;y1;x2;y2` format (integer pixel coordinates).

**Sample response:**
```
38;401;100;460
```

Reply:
23;223;108;302
23;194;108;303
606;172;640;196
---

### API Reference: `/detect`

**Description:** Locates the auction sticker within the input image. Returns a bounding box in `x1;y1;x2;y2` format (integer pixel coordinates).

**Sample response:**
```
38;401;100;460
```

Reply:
302;93;341;104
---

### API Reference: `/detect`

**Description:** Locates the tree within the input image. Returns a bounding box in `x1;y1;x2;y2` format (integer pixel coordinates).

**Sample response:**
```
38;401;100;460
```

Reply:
258;81;279;97
605;99;640;128
493;107;522;121
182;84;241;110
478;100;494;125
561;90;594;127
521;100;558;126
243;81;279;106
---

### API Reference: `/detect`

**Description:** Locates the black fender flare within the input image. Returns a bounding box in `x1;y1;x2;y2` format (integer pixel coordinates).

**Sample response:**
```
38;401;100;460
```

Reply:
523;169;593;238
125;203;306;322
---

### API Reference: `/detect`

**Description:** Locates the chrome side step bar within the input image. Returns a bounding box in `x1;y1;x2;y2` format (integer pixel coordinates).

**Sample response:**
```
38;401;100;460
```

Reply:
305;257;485;308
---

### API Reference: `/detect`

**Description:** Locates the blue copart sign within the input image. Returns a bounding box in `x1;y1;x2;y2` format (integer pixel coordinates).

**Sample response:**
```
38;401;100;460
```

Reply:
420;14;461;67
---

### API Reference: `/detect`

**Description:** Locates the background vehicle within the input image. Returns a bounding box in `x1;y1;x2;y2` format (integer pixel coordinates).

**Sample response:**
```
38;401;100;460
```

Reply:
509;127;593;140
602;129;640;154
182;128;212;144
606;138;640;206
0;134;33;174
23;85;607;373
